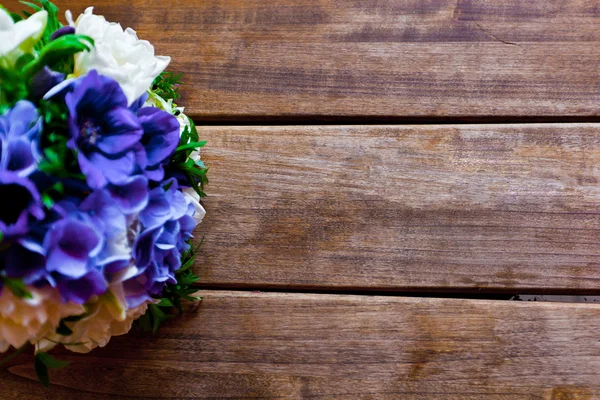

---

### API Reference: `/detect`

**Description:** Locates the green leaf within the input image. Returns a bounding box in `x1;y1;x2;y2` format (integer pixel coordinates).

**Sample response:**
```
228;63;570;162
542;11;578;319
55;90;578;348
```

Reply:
10;12;24;22
151;71;183;101
187;117;199;142
22;34;94;80
34;352;69;386
157;298;174;307
149;304;171;334
3;277;33;299
34;354;50;387
175;141;207;153
19;1;42;11
37;352;69;368
21;0;62;50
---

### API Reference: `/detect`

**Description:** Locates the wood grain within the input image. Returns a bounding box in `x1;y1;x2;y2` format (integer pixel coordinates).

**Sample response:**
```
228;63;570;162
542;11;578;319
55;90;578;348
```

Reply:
8;0;600;120
197;124;600;293
3;291;600;399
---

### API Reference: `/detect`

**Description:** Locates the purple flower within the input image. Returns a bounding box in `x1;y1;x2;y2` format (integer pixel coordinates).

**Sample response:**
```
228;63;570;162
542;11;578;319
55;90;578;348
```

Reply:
107;175;149;215
79;185;143;272
125;178;199;307
65;70;144;189
43;217;107;303
0;171;44;237
135;107;180;181
50;26;75;41
29;67;65;100
0;101;42;177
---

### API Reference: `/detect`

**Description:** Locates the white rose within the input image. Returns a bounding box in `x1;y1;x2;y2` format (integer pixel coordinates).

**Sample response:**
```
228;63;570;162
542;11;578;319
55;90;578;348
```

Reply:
0;9;47;63
66;7;170;105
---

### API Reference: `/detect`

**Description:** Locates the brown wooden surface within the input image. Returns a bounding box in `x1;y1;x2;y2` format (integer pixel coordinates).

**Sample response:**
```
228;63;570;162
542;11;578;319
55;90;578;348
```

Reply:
197;124;600;293
3;291;600;399
12;0;600;120
3;1;600;398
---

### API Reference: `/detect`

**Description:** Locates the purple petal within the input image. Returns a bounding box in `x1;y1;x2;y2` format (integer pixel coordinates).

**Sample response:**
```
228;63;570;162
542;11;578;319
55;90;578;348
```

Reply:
87;151;136;186
29;67;65;99
95;108;143;154
139;188;172;228
78;151;107;188
129;93;149;113
123;278;152;308
44;219;102;278
71;70;128;114
57;270;108;304
107;175;149;214
4;139;35;175
138;107;180;166
144;164;164;182
7;101;37;129
46;246;89;278
133;226;161;269
80;189;127;238
50;26;75;41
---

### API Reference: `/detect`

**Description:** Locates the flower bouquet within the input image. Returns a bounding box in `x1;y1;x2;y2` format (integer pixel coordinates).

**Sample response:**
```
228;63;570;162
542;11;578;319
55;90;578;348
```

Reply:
0;1;207;384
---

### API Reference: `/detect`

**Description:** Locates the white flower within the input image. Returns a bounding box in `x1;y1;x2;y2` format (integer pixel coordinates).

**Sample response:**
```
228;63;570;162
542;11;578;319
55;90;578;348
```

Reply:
144;90;174;113
184;188;206;224
66;7;170;105
0;9;47;63
0;286;84;353
144;91;191;135
175;107;191;135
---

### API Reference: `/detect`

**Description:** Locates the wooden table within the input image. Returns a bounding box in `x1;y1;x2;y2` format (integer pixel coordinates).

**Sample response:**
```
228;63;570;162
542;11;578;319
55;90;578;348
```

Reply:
3;1;600;398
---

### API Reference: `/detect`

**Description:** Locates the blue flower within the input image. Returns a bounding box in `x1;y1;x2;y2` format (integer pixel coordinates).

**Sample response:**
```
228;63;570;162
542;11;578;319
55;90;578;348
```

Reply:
65;70;144;189
0;100;42;177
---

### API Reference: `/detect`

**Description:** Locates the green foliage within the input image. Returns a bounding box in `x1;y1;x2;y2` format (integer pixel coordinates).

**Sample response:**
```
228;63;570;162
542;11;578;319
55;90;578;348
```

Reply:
37;100;83;182
21;0;62;50
0;60;28;110
0;1;93;109
22;34;94;80
171;117;209;198
34;352;69;387
151;72;183;101
137;239;203;333
2;277;33;299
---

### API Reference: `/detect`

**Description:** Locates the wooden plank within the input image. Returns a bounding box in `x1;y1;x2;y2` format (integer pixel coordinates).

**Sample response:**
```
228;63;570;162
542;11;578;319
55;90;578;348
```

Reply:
11;0;600;120
196;124;600;293
3;291;600;399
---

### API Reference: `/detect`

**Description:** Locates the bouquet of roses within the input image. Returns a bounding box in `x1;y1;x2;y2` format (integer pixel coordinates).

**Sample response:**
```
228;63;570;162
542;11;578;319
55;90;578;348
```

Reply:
0;1;207;383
